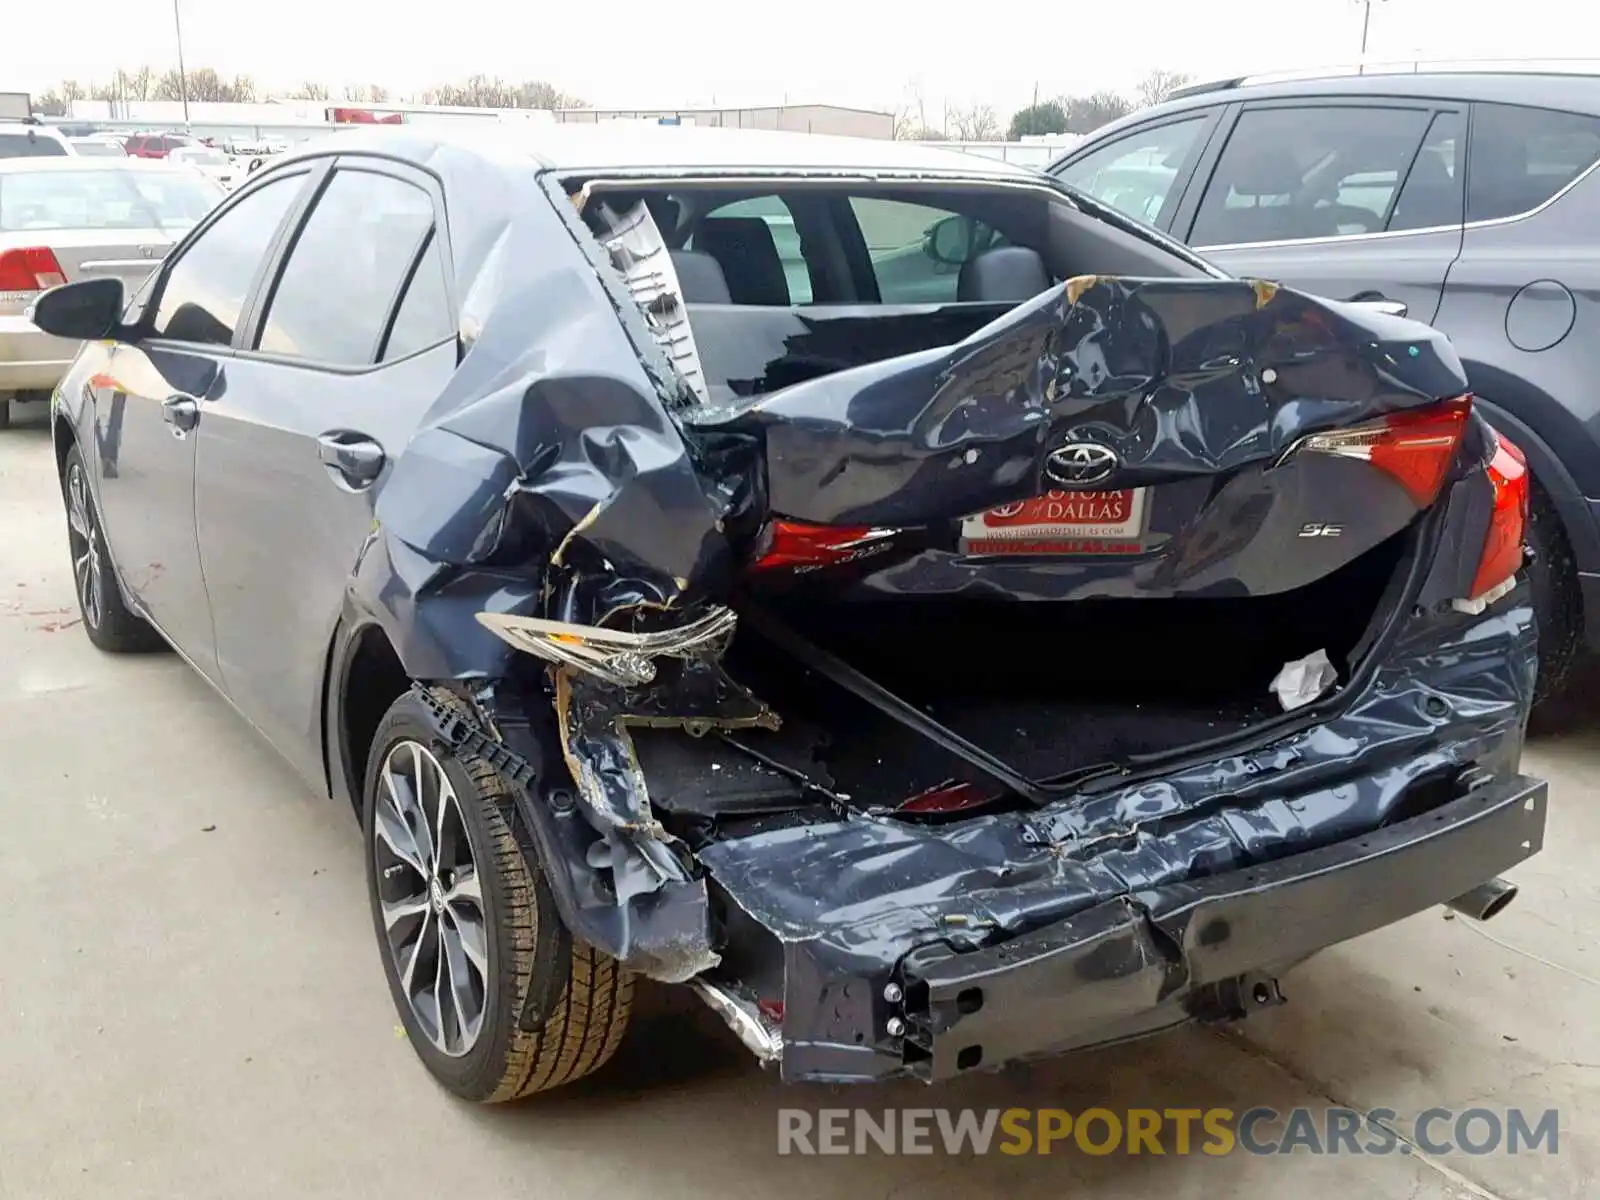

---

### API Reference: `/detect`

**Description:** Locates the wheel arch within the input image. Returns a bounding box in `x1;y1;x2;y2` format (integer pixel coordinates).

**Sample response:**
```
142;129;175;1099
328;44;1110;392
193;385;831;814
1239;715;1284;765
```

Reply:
324;615;414;821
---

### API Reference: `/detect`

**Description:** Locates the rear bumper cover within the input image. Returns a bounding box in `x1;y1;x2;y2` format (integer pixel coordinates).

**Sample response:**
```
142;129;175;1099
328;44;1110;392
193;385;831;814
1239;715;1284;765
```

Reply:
903;773;1544;1081
0;317;77;393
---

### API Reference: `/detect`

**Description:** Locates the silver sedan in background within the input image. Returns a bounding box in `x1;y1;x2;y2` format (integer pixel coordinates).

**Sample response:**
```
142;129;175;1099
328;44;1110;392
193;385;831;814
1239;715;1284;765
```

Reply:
0;158;223;427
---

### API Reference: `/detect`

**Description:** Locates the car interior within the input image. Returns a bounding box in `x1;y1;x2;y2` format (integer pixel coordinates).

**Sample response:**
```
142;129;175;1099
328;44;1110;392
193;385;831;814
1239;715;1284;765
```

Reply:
576;180;1210;401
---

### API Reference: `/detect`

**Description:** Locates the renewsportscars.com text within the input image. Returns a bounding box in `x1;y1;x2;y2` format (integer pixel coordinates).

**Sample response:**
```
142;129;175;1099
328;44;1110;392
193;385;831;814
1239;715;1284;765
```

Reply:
776;1106;1560;1157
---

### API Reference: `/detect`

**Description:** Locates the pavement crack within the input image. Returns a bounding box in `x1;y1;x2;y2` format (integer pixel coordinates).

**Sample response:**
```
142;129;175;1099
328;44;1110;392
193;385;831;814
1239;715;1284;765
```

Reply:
1214;1028;1515;1200
1455;919;1600;989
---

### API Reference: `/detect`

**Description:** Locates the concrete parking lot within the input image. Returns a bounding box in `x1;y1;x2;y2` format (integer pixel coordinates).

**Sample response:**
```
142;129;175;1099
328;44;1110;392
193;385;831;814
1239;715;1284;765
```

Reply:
1;402;1596;1200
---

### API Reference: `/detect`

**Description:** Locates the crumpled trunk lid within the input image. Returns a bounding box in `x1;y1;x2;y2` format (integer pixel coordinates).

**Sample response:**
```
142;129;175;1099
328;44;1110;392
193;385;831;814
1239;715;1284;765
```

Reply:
695;276;1472;603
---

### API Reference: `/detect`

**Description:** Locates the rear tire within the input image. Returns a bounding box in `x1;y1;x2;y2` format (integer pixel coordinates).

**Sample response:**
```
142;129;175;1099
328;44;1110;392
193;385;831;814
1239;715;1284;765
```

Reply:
1526;480;1582;711
364;687;634;1103
59;445;165;653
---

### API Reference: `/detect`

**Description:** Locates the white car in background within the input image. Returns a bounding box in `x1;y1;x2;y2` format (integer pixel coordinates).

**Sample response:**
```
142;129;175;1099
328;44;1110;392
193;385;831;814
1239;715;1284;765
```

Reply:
68;137;129;158
0;121;76;159
167;145;241;191
0;157;224;427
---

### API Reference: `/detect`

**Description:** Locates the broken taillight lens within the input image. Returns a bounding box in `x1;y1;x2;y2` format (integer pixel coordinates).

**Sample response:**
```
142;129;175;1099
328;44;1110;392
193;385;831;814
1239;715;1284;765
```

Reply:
749;519;900;571
896;781;996;815
1465;432;1529;606
1295;395;1473;507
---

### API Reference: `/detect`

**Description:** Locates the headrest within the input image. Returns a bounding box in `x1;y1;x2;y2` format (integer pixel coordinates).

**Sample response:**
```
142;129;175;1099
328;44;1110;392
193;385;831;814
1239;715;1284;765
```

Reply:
670;249;732;305
1224;147;1304;197
957;246;1051;303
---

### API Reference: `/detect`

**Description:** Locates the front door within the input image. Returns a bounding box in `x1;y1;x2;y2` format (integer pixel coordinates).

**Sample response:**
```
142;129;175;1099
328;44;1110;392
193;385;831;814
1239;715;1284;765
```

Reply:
1177;101;1466;325
91;171;311;679
194;160;456;785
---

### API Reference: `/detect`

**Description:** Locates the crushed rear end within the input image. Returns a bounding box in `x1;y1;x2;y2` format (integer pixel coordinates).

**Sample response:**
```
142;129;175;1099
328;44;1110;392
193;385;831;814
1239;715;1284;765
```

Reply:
374;200;1546;1082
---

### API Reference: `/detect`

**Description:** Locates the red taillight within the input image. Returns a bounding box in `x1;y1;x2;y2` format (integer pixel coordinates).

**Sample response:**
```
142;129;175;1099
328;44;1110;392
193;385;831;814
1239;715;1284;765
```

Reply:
1297;395;1473;507
1468;433;1530;603
749;519;899;571
897;781;996;815
0;246;67;296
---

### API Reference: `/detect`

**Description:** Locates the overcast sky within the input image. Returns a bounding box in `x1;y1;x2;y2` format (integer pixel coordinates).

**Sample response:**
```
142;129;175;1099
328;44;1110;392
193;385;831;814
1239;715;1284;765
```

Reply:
7;0;1597;119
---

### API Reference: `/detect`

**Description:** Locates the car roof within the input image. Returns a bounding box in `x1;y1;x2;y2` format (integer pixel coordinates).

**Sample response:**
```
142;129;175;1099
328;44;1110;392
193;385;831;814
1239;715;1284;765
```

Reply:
1080;67;1600;148
0;156;192;176
281;122;1039;180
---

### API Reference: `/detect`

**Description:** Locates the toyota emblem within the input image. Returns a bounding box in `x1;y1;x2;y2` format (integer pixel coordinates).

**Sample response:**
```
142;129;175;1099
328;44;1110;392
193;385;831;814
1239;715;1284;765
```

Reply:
1045;442;1119;486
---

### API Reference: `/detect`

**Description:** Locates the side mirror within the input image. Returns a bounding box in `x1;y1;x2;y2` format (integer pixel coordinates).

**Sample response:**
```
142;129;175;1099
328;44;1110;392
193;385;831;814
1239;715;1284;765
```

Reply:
924;214;978;266
28;278;128;341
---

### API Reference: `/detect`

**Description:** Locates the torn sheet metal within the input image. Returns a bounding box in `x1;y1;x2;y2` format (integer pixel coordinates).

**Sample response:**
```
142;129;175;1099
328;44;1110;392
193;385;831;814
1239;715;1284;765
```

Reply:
695;601;1538;1081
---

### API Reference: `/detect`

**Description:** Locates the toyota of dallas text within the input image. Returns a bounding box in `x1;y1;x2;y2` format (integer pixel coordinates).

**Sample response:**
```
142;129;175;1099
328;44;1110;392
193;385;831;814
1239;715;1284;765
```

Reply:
32;124;1547;1102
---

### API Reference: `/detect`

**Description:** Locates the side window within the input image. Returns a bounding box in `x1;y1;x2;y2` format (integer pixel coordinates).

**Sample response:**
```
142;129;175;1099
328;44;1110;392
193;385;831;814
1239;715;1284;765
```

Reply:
1467;103;1600;223
1389;111;1465;232
849;197;992;305
692;195;810;304
1054;117;1208;225
1190;106;1432;247
256;169;434;365
380;231;453;362
150;174;303;346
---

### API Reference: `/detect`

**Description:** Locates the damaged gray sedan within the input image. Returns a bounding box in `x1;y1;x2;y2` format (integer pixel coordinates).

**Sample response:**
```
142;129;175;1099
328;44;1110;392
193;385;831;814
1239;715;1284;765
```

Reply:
34;124;1548;1100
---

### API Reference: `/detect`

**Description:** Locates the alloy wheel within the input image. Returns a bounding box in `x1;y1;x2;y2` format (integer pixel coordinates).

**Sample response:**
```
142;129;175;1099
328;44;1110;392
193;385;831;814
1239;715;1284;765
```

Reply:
373;740;490;1057
65;462;104;631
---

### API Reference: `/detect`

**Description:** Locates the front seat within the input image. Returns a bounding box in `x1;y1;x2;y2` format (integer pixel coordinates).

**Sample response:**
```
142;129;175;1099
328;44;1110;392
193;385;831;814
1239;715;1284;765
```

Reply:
957;246;1052;302
694;218;791;306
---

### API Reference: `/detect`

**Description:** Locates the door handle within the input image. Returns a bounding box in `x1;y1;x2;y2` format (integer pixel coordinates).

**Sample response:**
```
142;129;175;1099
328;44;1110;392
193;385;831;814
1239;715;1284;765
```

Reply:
1346;293;1409;319
162;394;199;435
317;431;386;488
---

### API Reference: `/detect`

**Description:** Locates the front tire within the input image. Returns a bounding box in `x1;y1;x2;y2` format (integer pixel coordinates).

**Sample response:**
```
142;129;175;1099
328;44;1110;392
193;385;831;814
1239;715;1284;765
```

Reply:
363;688;634;1102
60;445;164;653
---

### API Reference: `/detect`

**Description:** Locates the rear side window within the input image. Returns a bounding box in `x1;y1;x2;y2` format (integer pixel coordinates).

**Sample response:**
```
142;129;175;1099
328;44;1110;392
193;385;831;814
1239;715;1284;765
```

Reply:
0;132;68;159
256;169;434;365
380;231;453;361
151;175;303;346
1190;106;1433;246
1467;103;1600;222
1054;117;1208;226
1389;111;1465;231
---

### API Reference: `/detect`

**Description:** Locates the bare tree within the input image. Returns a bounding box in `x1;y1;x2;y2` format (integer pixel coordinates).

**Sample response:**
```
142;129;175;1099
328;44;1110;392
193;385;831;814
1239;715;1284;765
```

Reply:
948;102;1002;141
344;83;390;104
1063;90;1134;133
154;66;256;103
295;81;331;101
1135;69;1193;108
34;90;67;116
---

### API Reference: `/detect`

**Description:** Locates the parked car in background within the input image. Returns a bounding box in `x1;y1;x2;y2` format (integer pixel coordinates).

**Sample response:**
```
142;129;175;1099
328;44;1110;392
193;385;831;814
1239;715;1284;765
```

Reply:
167;144;241;191
122;131;193;160
0;158;223;426
1049;66;1600;710
0;121;74;159
33;125;1545;1104
69;137;129;158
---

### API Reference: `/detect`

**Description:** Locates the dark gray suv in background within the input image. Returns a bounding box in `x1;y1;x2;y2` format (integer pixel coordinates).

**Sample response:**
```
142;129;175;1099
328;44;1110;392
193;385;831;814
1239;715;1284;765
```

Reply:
1050;67;1600;708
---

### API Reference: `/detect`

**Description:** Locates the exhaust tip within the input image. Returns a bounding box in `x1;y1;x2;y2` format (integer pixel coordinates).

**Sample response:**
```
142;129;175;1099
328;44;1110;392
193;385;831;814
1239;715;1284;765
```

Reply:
1445;877;1518;922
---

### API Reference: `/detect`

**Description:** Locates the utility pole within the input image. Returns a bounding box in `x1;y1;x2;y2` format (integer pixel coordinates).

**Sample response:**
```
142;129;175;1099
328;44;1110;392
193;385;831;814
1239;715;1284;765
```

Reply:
173;0;191;129
1355;0;1388;69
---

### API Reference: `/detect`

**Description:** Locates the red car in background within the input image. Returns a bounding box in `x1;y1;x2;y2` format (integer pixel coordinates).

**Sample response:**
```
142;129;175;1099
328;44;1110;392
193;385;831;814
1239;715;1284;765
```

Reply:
121;131;193;159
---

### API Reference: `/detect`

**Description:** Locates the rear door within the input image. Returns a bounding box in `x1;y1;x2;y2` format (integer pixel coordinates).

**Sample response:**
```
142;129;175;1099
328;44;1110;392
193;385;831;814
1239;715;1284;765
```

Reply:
1179;98;1466;324
192;157;458;785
